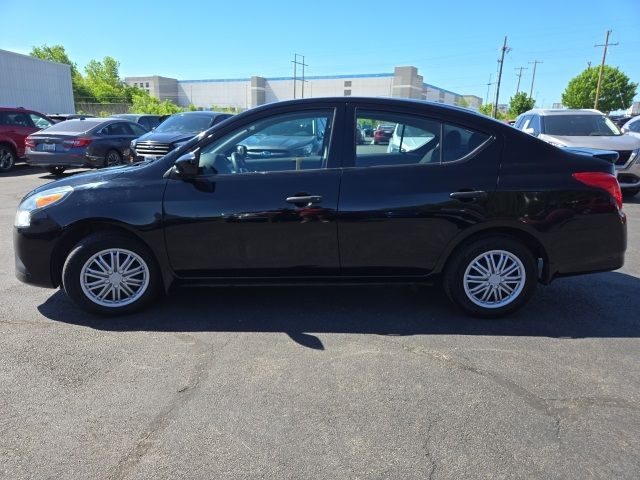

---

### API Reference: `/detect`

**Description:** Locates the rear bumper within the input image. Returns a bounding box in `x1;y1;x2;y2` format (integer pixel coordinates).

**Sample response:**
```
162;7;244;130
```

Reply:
545;211;627;282
26;151;103;169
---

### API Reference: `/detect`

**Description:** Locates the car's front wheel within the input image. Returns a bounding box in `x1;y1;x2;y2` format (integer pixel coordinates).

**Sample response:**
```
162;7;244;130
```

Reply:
443;236;537;318
62;233;159;315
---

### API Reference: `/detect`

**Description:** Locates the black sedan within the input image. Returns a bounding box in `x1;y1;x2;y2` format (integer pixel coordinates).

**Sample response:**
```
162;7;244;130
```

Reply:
25;118;148;175
14;97;626;317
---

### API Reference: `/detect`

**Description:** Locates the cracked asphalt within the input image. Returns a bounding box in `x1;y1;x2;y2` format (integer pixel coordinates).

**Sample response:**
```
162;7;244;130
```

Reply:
1;165;639;479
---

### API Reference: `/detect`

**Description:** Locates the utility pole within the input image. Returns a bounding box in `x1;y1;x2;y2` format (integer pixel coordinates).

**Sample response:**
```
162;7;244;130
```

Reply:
594;30;618;110
514;66;528;94
528;60;543;98
493;36;511;119
485;73;494;105
291;54;308;100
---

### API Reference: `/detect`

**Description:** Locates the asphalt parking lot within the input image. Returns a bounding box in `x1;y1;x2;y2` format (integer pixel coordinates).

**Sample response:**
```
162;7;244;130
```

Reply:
1;164;639;479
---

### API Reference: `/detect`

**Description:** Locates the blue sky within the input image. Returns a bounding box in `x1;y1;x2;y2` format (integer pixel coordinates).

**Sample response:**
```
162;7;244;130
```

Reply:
2;0;639;107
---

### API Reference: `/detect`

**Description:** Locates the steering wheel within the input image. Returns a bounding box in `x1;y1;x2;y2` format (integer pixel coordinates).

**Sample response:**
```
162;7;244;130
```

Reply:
229;145;249;173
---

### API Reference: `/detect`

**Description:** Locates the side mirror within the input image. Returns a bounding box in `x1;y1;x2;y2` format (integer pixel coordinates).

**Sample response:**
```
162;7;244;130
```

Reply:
523;127;536;135
174;151;199;177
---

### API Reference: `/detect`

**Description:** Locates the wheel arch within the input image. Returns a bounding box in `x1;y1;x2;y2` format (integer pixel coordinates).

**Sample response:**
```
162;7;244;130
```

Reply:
435;224;551;283
51;220;173;291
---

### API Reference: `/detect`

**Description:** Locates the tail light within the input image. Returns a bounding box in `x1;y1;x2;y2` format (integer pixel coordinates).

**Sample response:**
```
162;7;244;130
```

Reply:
572;172;623;209
63;138;92;149
25;137;35;149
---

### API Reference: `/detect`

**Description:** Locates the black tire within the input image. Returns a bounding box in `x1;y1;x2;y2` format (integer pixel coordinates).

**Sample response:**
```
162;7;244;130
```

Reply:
104;149;123;167
47;166;66;176
443;236;537;318
62;233;160;315
622;188;639;198
0;144;16;172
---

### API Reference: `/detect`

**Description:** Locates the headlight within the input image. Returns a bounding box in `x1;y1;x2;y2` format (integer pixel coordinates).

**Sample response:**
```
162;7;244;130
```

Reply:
14;186;73;227
292;144;313;156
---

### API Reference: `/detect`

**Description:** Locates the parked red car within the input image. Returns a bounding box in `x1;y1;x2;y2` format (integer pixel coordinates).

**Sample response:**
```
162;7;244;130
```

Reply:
373;124;395;144
0;107;54;172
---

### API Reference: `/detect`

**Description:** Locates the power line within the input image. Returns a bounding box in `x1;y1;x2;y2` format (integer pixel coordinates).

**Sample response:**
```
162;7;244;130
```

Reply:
594;30;618;110
514;66;528;94
493;36;511;118
528;60;543;98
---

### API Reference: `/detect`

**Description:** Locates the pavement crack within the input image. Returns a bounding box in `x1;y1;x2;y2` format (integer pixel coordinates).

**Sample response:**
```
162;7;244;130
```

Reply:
106;334;236;480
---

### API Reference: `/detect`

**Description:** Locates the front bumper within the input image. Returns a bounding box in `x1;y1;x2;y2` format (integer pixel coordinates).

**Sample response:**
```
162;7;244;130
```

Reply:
13;214;63;289
616;157;640;189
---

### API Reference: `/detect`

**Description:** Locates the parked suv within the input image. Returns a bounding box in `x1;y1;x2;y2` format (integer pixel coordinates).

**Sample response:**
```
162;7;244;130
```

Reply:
0;107;54;172
129;111;232;161
514;109;640;197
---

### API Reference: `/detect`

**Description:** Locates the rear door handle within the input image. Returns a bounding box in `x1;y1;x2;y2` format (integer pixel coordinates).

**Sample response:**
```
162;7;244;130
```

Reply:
449;190;488;200
286;195;322;205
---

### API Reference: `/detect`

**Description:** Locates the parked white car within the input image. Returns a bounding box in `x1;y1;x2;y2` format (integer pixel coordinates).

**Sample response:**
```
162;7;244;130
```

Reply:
514;109;640;197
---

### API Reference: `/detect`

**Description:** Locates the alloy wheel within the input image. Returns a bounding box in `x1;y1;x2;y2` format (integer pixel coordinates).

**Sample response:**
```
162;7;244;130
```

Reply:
79;248;150;307
462;249;526;309
0;148;14;171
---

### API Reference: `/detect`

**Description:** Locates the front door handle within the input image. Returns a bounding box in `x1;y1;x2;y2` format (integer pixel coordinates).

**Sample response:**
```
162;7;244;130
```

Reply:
449;190;488;200
286;195;322;205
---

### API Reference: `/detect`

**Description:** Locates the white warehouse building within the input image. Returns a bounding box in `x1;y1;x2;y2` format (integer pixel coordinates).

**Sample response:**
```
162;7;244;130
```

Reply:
125;66;482;111
0;49;74;114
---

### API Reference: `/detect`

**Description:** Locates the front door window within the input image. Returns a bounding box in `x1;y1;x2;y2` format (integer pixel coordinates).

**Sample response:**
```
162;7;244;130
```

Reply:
197;110;334;175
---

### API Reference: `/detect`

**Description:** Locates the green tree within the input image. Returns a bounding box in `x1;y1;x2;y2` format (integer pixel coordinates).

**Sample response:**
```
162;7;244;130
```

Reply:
457;97;470;108
479;103;507;120
130;90;182;115
562;66;637;113
30;44;95;103
84;56;130;103
508;92;535;117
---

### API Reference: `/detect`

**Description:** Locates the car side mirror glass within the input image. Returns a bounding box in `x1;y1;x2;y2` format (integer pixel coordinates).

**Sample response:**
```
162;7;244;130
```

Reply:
174;151;200;177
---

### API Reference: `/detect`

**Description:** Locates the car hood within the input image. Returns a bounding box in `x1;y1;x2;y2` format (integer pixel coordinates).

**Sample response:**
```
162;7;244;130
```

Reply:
24;163;146;199
243;135;314;150
135;131;198;144
540;134;640;150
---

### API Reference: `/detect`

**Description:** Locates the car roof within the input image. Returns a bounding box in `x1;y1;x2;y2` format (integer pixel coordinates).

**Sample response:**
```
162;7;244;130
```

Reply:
169;111;230;117
54;118;139;128
111;113;159;119
244;97;513;133
521;108;605;116
0;106;45;114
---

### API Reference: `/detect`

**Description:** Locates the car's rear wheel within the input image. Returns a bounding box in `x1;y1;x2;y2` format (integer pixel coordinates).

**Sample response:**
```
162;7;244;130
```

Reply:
62;233;159;315
105;150;122;167
443;236;537;318
47;166;66;176
0;144;16;172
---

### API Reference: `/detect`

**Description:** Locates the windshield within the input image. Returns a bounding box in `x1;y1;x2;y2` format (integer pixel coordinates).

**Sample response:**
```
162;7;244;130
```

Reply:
543;114;621;136
261;118;315;136
154;114;212;134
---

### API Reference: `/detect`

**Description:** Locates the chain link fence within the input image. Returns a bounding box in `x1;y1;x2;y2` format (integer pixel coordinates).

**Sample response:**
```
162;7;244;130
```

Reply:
74;102;131;116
